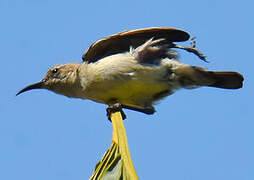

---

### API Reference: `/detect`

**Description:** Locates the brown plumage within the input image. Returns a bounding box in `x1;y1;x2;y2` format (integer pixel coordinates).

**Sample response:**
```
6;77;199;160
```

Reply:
82;27;189;62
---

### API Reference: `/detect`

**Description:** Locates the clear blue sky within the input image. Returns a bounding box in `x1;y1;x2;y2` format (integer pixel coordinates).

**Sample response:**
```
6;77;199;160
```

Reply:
1;0;253;179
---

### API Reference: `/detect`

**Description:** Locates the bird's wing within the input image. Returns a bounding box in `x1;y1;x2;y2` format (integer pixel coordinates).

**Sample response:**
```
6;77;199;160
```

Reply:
82;27;190;63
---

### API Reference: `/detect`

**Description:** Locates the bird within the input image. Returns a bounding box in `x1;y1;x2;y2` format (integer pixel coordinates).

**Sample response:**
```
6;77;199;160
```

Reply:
17;27;244;117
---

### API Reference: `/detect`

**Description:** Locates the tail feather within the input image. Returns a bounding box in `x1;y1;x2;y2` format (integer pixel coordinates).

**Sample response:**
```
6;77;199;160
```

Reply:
177;66;244;89
191;66;244;89
206;71;244;89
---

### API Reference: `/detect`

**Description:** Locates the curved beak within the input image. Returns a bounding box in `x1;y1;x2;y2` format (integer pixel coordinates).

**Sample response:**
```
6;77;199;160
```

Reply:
16;81;45;96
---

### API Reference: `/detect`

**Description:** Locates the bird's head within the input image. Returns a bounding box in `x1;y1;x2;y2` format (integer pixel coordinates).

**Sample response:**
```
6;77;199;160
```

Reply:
17;63;81;97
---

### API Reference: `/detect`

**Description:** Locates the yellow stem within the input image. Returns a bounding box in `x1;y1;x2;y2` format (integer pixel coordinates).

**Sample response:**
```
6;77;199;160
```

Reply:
110;111;139;180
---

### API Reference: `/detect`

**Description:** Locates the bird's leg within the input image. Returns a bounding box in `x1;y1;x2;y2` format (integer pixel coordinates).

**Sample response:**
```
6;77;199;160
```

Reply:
170;38;208;62
106;103;127;121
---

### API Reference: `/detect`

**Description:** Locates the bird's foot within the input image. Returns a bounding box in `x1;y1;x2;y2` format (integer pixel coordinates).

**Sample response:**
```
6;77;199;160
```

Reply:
106;103;126;121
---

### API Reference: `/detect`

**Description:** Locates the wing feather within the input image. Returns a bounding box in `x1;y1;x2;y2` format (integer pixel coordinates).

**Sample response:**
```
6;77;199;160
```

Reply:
82;27;189;63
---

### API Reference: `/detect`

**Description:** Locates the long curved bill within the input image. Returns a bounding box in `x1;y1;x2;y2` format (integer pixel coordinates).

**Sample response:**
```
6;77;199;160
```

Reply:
16;81;44;96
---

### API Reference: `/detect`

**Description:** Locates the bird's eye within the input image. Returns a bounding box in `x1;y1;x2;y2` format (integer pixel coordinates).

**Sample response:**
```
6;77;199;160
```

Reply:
52;68;58;74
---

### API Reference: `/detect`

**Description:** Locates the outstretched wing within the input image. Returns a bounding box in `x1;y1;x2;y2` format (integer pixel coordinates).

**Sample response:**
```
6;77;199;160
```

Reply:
82;27;190;63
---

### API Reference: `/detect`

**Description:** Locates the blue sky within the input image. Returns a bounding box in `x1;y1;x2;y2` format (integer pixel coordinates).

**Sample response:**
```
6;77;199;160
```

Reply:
1;0;253;179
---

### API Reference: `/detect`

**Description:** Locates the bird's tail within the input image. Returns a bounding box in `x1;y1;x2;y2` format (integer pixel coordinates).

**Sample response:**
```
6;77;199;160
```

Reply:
204;71;243;89
176;66;244;89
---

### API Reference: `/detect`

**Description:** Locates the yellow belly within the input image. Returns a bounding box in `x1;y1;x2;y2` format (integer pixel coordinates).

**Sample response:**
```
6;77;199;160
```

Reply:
89;78;169;108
